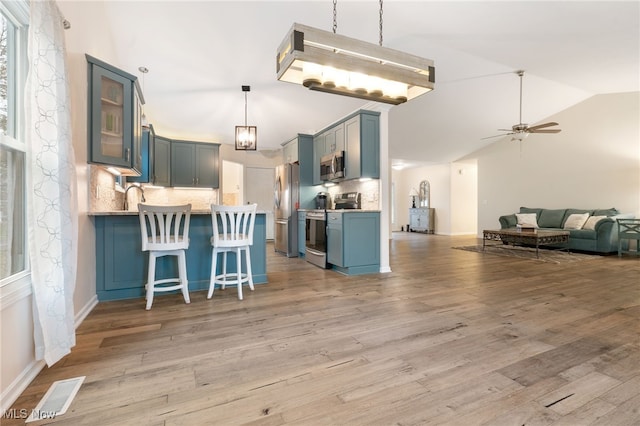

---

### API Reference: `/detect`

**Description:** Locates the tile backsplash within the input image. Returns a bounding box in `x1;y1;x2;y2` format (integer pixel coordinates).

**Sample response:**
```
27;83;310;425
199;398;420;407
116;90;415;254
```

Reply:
90;166;380;212
326;179;380;210
90;166;218;211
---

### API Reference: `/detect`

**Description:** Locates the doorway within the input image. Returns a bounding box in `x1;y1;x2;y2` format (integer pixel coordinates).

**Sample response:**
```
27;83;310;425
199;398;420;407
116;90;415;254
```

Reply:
222;160;244;205
245;166;275;240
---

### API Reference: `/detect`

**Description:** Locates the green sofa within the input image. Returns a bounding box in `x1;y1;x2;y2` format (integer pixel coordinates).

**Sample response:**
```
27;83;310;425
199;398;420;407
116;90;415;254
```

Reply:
499;207;634;253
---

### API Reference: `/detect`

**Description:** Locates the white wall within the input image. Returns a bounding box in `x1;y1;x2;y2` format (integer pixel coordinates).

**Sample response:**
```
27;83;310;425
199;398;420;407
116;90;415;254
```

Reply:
450;161;478;235
392;162;477;236
1;1;112;410
475;92;640;233
392;164;452;234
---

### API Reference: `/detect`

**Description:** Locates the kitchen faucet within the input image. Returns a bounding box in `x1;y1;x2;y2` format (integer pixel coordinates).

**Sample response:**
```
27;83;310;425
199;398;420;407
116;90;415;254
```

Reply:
123;183;145;210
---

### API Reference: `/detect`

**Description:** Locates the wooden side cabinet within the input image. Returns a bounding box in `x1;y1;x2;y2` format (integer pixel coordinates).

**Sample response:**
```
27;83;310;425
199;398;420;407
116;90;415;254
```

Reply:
409;207;435;233
86;54;144;176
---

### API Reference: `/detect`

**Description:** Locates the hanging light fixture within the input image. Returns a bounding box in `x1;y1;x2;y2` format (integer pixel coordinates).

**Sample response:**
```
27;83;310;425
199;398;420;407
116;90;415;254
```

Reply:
235;85;257;150
276;1;435;105
138;66;149;128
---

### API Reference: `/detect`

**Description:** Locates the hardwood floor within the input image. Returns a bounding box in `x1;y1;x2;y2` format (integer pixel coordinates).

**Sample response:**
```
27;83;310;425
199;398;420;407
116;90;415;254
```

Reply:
6;233;640;425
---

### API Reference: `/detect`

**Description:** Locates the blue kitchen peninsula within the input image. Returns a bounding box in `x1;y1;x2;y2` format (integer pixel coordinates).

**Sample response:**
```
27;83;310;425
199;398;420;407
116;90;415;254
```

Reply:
90;211;267;301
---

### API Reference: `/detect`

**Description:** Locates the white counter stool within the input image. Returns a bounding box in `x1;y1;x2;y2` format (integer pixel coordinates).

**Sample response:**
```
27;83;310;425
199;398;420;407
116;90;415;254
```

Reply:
208;204;257;300
138;203;192;310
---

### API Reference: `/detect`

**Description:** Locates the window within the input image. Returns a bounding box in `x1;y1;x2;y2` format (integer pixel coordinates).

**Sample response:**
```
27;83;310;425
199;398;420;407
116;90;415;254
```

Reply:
0;1;29;286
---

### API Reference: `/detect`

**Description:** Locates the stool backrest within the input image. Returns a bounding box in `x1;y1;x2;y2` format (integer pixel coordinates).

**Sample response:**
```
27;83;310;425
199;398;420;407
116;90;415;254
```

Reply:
138;204;191;251
211;204;257;248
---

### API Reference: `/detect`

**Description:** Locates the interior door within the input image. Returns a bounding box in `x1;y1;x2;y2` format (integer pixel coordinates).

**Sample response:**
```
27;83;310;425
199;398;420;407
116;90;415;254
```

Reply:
246;166;275;239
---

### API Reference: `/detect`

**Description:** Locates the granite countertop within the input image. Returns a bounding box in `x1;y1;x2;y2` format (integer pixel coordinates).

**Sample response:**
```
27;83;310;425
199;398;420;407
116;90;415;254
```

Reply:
298;209;381;213
89;209;269;216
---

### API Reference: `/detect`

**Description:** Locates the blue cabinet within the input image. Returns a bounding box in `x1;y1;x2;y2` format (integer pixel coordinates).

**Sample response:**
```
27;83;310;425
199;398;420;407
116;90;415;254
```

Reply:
312;110;379;184
283;134;316;209
312;133;325;185
127;125;172;187
86;54;144;176
152;135;171;187
171;140;220;188
326;211;380;275
327;212;343;266
94;213;267;301
127;126;152;184
345;111;380;180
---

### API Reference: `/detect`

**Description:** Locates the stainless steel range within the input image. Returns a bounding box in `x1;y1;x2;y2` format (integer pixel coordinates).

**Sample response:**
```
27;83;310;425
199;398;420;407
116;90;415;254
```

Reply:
304;209;327;269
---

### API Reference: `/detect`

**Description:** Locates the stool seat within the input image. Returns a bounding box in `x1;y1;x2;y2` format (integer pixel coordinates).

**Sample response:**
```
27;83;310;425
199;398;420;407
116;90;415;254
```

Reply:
138;203;192;310
208;204;257;300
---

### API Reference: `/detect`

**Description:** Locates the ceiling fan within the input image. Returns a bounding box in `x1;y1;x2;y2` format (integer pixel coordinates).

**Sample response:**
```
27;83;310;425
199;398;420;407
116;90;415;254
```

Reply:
483;70;561;141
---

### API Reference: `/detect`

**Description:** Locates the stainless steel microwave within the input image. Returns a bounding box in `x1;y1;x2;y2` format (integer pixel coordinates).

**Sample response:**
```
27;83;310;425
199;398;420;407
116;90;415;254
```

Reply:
320;151;345;181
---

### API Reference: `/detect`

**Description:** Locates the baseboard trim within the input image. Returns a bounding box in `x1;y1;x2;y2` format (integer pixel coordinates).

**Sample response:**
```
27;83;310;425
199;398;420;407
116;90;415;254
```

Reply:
75;295;98;329
0;294;98;413
0;359;46;414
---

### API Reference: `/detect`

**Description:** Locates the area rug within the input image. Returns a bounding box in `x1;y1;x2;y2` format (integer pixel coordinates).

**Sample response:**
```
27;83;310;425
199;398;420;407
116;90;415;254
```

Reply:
453;244;598;264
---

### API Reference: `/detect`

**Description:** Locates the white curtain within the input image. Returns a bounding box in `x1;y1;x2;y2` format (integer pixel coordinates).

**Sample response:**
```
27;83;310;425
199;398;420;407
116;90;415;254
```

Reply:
26;0;78;366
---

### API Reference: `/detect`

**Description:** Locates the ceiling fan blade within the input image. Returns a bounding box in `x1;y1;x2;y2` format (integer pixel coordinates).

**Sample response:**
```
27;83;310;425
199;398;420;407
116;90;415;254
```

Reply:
527;122;559;131
481;133;512;140
529;128;561;134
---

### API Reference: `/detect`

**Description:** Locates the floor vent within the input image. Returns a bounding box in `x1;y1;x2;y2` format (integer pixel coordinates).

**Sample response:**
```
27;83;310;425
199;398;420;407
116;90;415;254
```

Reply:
26;376;85;423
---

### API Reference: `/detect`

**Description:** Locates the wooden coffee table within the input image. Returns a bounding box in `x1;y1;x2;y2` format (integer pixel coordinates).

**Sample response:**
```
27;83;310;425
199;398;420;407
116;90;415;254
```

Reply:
483;229;570;258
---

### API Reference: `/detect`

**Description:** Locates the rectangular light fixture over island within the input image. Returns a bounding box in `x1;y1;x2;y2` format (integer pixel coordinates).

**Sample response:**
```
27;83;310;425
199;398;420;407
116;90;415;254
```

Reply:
276;23;435;105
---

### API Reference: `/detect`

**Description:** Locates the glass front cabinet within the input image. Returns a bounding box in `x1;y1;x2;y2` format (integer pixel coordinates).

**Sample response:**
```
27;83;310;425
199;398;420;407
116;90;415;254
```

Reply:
87;54;144;175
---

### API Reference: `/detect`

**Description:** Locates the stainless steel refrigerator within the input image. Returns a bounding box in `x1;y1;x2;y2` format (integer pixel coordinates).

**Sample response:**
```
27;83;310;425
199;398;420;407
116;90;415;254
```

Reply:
274;163;299;257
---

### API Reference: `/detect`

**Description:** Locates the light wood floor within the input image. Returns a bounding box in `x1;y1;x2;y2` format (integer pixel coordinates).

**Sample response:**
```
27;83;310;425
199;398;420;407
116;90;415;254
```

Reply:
6;233;640;425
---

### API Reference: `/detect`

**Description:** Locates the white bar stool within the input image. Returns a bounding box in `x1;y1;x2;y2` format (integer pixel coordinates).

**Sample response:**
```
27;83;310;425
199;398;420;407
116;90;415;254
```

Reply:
208;204;257;300
138;203;192;310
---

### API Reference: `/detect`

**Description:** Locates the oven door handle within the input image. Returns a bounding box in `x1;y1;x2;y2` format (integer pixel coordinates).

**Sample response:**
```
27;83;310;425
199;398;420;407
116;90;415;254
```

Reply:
306;247;326;257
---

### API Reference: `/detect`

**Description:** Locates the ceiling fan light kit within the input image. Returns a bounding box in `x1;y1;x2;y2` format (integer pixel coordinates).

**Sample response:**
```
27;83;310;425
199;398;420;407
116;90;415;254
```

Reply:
484;70;561;141
276;22;435;105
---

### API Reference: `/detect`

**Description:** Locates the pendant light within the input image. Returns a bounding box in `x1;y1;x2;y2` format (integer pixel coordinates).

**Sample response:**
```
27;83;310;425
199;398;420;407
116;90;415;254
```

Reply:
138;66;149;128
276;0;435;105
235;85;257;150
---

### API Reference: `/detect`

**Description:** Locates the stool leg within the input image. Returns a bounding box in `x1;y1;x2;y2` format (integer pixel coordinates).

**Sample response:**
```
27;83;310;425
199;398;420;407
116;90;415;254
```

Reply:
178;251;190;304
236;248;243;300
221;252;228;290
146;252;157;310
245;247;254;292
208;248;218;299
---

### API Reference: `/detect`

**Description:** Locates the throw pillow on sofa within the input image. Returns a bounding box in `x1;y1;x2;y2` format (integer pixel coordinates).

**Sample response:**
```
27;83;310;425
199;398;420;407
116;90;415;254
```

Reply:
583;215;607;230
516;213;539;228
563;213;590;230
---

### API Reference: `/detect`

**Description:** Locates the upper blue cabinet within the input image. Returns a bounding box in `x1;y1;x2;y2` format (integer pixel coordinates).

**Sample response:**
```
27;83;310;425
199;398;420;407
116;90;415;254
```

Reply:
345;110;380;180
312;110;380;184
86;54;144;176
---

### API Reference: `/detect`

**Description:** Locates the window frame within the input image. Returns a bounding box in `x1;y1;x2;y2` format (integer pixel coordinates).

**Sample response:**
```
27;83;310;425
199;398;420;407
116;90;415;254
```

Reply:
0;0;30;301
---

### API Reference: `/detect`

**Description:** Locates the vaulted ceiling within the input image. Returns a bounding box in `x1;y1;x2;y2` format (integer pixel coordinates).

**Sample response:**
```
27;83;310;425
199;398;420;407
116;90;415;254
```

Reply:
60;1;639;166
